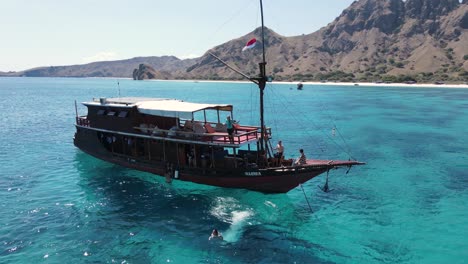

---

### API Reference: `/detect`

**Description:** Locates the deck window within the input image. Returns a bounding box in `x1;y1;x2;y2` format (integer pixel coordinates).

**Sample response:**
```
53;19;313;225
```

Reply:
107;111;116;116
97;109;106;115
118;111;128;118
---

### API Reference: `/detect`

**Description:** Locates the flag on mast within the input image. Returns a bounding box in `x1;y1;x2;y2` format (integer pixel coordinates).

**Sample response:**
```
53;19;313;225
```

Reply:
242;38;257;51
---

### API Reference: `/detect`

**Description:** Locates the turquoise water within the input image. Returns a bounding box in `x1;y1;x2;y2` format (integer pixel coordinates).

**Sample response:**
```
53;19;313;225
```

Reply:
1;77;467;263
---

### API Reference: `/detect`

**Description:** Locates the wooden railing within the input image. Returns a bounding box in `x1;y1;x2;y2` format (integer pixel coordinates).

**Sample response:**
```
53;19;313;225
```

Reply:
133;124;268;145
76;116;90;127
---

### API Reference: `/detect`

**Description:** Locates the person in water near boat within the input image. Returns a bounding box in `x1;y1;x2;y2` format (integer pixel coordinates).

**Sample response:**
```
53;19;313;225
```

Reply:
225;116;235;144
294;149;307;166
208;229;223;240
274;140;284;166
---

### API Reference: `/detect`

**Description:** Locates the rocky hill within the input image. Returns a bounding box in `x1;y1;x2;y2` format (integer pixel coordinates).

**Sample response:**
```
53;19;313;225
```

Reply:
0;71;18;77
132;63;172;80
5;56;195;78
190;0;468;82
2;0;467;83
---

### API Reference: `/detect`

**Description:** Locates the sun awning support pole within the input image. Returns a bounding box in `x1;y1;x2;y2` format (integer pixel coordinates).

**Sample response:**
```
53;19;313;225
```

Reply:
74;100;78;118
147;139;151;161
163;140;166;162
176;143;180;167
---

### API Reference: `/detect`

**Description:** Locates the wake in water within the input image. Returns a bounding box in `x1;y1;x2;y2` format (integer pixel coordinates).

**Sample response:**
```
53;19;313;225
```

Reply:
222;210;252;242
209;197;253;243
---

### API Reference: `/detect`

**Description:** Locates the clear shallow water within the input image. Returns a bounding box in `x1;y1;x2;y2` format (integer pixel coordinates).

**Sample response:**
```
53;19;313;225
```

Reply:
0;77;467;263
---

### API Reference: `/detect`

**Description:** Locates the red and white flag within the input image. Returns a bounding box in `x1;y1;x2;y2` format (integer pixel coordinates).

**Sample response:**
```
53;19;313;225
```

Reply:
242;38;257;51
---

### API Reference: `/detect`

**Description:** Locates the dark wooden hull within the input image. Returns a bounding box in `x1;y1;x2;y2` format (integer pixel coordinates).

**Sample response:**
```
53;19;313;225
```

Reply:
74;127;360;193
74;130;362;193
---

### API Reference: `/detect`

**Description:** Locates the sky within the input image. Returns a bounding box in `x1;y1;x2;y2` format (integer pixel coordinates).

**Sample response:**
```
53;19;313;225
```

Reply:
0;0;355;72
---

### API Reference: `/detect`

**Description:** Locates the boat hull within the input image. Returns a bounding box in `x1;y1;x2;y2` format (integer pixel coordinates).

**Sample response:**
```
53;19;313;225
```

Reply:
73;129;337;193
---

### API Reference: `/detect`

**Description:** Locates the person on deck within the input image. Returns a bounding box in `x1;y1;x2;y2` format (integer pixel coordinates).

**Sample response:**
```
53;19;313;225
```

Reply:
209;229;223;240
274;140;284;166
168;126;178;137
294;149;307;166
225;116;235;144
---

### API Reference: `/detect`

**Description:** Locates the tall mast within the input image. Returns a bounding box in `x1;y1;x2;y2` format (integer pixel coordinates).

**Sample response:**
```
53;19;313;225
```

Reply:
257;0;267;154
260;0;266;65
207;0;268;154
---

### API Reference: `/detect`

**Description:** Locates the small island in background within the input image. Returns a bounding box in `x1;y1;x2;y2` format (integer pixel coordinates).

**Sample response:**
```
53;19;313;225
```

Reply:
132;64;172;80
1;0;467;84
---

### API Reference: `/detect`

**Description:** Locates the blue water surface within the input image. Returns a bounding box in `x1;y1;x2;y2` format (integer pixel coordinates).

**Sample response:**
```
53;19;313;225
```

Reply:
0;77;467;263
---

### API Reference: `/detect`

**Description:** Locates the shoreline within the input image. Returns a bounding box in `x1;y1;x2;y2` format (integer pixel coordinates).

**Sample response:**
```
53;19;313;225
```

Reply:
148;79;468;89
1;76;467;88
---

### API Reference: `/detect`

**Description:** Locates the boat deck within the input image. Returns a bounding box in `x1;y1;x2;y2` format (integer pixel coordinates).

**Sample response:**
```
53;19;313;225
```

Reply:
268;159;364;170
76;115;265;146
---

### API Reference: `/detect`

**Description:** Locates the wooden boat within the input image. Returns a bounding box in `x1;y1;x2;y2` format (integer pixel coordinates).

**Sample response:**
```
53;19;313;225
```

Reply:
73;0;364;193
297;82;303;90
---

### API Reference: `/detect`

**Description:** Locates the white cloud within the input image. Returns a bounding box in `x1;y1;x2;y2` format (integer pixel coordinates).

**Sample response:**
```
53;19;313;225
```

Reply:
178;53;200;59
82;51;119;63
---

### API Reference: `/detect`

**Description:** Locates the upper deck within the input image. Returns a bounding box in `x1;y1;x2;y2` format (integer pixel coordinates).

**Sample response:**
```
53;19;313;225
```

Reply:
76;97;270;147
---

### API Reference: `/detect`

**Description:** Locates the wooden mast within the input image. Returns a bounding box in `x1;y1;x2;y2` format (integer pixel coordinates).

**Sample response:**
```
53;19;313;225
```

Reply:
207;0;268;154
256;0;267;153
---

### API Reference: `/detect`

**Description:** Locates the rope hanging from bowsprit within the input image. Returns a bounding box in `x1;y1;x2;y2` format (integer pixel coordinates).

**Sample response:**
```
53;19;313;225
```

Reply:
300;184;313;213
319;169;332;193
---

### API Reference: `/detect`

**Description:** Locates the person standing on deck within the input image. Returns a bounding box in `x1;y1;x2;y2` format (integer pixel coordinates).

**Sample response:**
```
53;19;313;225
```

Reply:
225;116;235;144
274;140;284;166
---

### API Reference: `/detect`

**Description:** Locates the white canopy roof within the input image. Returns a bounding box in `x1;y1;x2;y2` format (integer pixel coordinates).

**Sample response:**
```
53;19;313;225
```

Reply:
136;100;232;119
83;97;232;119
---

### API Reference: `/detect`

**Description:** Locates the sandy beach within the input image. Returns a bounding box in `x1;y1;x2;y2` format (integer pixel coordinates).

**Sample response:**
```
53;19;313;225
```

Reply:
299;81;468;89
147;79;468;89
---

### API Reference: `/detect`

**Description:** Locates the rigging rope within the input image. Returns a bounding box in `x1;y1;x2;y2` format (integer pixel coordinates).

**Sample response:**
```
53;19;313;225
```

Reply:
182;0;257;60
264;83;280;138
309;87;355;159
300;184;313;213
266;83;357;160
210;0;258;39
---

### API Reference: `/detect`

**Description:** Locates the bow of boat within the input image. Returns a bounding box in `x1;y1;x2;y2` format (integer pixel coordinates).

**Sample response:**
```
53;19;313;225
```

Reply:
306;159;365;168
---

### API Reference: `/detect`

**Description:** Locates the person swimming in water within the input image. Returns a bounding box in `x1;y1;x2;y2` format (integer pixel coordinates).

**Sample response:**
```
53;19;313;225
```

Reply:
208;229;223;240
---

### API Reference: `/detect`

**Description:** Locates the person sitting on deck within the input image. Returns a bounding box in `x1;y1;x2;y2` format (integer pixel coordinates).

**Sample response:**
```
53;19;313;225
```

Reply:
192;122;206;134
294;149;307;166
183;119;194;131
168;126;179;137
208;229;223;241
151;125;163;136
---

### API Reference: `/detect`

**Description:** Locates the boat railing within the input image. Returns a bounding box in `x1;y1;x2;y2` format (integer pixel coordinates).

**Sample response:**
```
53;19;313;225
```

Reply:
76;116;90;127
133;124;268;145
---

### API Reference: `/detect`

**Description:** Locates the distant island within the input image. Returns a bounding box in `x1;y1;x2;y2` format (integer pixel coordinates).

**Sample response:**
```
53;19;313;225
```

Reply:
1;0;467;84
132;63;172;80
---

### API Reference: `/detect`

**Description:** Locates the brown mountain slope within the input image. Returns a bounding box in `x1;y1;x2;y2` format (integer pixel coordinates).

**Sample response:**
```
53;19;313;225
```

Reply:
2;0;467;83
9;56;196;78
188;0;467;82
186;27;301;79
